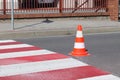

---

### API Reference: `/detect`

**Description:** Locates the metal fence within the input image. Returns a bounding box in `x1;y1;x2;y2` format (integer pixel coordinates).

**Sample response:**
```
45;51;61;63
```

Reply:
0;0;109;19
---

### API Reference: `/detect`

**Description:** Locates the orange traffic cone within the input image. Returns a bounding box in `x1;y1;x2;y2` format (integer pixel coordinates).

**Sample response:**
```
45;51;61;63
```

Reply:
70;25;89;57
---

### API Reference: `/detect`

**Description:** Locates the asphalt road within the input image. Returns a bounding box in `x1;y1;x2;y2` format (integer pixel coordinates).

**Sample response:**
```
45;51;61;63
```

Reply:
16;32;120;77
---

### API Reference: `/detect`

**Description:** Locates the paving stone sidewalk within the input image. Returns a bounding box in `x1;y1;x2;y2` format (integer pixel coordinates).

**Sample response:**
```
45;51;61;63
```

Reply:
0;18;120;39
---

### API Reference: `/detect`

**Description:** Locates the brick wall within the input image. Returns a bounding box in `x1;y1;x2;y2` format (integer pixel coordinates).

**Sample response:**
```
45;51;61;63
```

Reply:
108;0;118;21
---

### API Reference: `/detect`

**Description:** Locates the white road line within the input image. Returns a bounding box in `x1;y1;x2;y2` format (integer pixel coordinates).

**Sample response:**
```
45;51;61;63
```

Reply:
0;44;34;49
79;74;120;80
0;58;88;77
85;31;120;36
0;40;16;43
0;49;56;59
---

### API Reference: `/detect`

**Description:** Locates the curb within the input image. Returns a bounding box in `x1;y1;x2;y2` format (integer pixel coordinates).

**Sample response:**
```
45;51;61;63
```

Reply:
0;27;120;39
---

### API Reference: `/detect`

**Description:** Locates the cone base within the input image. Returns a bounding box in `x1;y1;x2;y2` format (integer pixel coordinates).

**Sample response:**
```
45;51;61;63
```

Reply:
70;51;90;57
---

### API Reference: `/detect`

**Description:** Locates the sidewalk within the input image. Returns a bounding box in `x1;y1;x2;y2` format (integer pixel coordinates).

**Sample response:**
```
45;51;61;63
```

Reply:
0;18;120;39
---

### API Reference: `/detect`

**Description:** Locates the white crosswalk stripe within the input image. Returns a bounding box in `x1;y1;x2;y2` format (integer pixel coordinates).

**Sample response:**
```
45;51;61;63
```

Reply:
0;40;16;43
0;49;56;59
79;75;120;80
0;58;88;77
0;44;34;49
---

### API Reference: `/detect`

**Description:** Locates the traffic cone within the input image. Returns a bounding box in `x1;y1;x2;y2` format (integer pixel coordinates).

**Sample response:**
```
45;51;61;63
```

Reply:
70;25;89;57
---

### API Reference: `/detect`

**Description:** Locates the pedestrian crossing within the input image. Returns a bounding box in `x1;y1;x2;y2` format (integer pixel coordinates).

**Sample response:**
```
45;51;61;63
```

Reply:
0;40;120;80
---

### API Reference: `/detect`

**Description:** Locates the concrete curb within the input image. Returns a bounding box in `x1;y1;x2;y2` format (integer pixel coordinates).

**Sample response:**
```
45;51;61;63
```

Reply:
0;26;120;39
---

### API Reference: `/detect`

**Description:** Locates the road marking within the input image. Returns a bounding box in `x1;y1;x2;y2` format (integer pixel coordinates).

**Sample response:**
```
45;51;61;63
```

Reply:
0;40;120;80
0;53;68;65
79;74;120;80
0;44;33;49
0;46;41;53
0;66;109;80
0;58;88;77
85;31;120;36
0;49;56;59
0;41;22;46
0;40;16;43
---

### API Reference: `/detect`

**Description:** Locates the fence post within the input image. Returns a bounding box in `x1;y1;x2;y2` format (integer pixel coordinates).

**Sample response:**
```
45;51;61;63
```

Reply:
3;0;6;15
75;0;78;8
18;0;22;9
59;0;63;13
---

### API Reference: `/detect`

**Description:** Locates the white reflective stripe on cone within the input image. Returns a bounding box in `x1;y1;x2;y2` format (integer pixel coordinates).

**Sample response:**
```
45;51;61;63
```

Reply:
74;43;85;49
76;31;83;38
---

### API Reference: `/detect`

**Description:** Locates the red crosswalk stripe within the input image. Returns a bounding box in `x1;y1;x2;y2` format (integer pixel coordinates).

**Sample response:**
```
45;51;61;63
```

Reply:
0;53;68;65
0;40;120;80
0;46;41;53
0;66;109;80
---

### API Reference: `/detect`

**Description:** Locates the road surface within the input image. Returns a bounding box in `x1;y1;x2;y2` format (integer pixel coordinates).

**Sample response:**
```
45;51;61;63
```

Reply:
16;32;120;77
